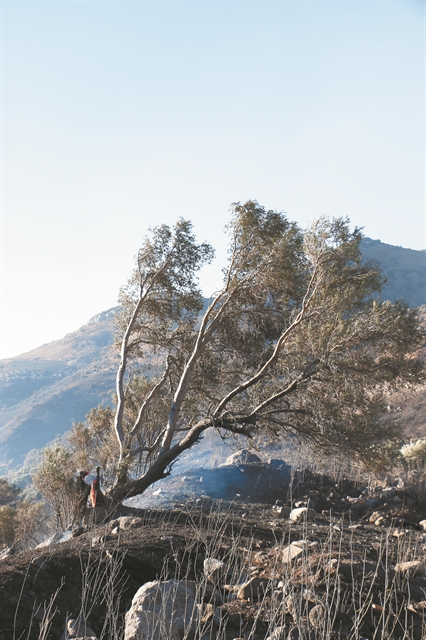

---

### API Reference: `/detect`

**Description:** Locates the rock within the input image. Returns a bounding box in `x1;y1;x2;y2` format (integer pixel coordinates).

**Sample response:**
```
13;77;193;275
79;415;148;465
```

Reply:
237;576;270;601
369;511;383;524
302;588;316;602
36;532;63;548
308;604;326;629
268;459;289;470
381;487;396;499
203;558;226;582
91;534;114;546
72;525;84;538
292;539;309;549
199;603;215;624
284;594;295;616
222;450;262;465
289;507;316;522
365;497;382;509
265;626;287;640
200;584;222;607
31;556;50;570
394;561;426;576
282;543;304;564
111;516;143;530
124;579;196;640
58;529;73;543
272;505;292;517
63;615;97;639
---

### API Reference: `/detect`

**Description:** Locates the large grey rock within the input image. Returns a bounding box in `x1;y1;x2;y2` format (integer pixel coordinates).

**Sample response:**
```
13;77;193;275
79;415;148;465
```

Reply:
308;604;326;629
394;561;426;577
124;579;196;640
36;532;63;548
282;543;304;564
109;516;143;532
289;507;316;522
222;450;262;466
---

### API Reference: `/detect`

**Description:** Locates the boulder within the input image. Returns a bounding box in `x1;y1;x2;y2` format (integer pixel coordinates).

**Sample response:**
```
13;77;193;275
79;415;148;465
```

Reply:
365;497;382;510
289;507;316;522
222;450;262;466
369;511;383;524
308;604;326;629
282;543;304;564
394;561;426;577
109;516;143;531
124;579;196;640
36;532;63;548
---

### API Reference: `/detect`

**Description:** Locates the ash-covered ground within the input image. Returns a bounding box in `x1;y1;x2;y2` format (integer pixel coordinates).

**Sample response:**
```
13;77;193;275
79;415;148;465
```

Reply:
3;459;426;640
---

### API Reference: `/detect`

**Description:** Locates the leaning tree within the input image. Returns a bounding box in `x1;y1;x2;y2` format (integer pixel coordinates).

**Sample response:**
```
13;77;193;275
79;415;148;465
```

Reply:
74;201;424;501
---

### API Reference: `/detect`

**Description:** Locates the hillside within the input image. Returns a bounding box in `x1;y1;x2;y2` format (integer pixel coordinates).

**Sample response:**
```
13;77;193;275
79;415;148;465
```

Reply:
0;309;119;471
361;237;426;307
1;238;426;473
3;470;426;640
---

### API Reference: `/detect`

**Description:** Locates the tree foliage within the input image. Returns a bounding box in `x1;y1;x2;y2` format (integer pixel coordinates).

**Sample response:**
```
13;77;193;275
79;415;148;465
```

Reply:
33;446;77;531
75;202;424;501
0;478;46;549
0;477;22;506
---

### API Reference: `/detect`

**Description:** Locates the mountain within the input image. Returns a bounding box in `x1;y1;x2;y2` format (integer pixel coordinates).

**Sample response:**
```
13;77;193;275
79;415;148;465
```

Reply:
1;239;426;473
361;238;426;308
0;309;119;471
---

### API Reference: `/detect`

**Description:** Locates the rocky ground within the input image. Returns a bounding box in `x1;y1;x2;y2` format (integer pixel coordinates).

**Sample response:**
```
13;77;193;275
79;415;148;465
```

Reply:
3;468;426;640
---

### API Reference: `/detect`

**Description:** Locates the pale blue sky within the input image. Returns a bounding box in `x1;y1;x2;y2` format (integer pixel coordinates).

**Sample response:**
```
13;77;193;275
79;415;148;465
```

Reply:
1;0;424;359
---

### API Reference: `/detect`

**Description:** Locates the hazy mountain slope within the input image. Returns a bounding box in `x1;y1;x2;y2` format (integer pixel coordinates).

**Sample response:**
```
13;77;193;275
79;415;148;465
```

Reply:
1;239;426;472
380;304;426;439
361;238;426;307
0;309;119;469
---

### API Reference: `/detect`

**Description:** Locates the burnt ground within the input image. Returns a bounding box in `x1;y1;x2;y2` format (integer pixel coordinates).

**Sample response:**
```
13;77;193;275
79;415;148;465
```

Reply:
3;470;426;640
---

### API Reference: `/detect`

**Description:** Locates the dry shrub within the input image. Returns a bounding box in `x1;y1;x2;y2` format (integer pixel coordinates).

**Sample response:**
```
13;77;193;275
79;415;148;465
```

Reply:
33;446;76;532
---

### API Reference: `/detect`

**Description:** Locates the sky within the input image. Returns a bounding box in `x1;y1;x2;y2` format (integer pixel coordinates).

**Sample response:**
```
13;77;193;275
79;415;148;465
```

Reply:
1;0;424;359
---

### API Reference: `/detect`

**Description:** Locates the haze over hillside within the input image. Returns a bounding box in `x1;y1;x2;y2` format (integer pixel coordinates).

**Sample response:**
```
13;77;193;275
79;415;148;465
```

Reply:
1;238;425;474
0;309;119;472
361;238;426;307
